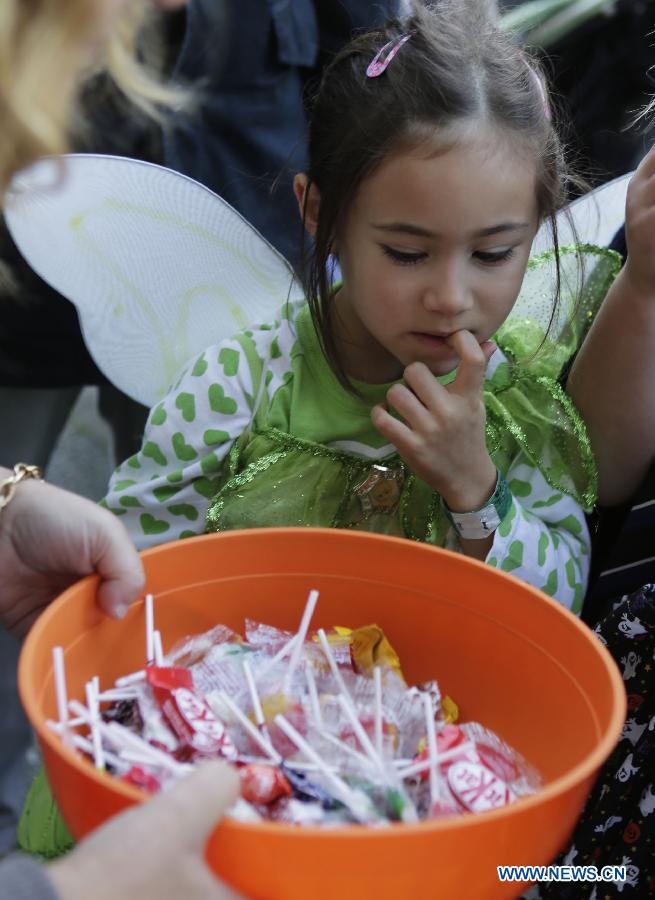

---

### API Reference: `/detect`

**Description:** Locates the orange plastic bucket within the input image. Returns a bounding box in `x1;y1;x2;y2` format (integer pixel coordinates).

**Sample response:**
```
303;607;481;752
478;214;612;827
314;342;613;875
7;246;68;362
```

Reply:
19;528;625;899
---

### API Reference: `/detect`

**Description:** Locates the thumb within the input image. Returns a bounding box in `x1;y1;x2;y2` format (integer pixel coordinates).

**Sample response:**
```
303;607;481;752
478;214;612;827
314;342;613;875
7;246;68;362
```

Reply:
91;511;145;619
148;760;240;852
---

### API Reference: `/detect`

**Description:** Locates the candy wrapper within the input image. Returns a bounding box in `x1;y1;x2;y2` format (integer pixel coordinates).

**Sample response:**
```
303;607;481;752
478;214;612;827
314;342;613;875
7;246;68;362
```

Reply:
405;723;543;818
239;764;293;805
146;666;238;761
50;590;543;829
166;624;241;668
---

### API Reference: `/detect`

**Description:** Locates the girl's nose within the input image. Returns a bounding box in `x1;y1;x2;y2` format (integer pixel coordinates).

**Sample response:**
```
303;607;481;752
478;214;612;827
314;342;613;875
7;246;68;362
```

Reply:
421;270;472;317
423;258;472;317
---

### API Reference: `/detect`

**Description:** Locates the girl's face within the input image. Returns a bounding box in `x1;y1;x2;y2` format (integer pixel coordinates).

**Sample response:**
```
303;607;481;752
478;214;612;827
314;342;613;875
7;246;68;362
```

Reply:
332;127;540;383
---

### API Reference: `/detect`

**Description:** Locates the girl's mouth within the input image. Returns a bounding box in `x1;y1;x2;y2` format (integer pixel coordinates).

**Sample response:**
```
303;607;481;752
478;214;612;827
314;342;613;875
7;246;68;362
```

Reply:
411;332;452;348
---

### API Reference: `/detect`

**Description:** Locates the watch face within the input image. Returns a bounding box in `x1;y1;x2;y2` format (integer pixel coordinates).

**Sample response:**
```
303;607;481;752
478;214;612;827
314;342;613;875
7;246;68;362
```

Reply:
480;509;501;533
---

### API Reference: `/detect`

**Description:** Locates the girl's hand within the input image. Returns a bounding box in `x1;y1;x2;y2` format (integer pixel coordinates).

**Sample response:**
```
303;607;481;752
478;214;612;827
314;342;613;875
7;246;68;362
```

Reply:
623;142;655;297
371;330;497;511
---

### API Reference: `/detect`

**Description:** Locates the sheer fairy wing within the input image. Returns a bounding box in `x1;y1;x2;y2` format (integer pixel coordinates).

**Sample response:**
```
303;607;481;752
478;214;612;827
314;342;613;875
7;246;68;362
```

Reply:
504;171;632;357
533;170;632;253
5;154;304;407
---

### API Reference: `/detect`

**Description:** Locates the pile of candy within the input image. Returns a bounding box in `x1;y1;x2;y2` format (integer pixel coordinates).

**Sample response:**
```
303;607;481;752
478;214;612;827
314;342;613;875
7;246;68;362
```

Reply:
49;589;541;827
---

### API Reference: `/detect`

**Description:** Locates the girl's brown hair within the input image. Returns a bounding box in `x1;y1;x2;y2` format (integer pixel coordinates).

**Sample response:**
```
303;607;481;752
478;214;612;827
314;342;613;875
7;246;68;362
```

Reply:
0;0;184;198
299;0;576;389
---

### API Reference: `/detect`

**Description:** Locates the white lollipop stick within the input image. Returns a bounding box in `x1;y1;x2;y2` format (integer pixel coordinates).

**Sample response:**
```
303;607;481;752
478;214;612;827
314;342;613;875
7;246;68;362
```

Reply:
317;628;350;697
336;695;386;777
423;692;440;807
282;589;319;694
74;735;123;770
397;742;476;780
67;699;95;722
319;729;375;771
103;721;191;775
274;714;372;823
317;630;386;773
47;716;87;731
145;593;155;665
242;659;276;754
305;667;323;728
214;690;281;764
85;680;105;770
47;726;124;771
115;670;146;687
66;700;189;774
153;630;165;667
253;633;300;685
243;659;266;727
282;760;337;774
374;666;383;758
97;689;140;702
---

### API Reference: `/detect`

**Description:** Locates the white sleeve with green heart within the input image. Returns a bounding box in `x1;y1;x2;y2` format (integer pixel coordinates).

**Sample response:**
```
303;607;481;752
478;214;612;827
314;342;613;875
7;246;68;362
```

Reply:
102;339;255;549
483;455;590;614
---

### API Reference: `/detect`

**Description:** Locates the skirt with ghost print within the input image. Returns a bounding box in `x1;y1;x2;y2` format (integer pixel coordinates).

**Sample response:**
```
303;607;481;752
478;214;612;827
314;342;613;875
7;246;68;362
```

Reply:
535;584;655;898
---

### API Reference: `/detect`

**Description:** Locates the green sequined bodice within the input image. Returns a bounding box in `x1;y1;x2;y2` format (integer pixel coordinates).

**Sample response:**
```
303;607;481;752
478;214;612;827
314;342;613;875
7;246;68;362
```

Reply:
206;351;598;540
206;428;446;541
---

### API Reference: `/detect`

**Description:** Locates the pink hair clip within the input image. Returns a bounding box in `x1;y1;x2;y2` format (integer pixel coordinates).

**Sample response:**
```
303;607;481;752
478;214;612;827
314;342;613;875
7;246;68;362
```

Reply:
366;31;415;78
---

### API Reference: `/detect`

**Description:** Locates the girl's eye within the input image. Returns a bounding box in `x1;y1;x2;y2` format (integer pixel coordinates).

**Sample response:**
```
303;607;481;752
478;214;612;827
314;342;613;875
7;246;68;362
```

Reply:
381;245;426;266
474;248;516;265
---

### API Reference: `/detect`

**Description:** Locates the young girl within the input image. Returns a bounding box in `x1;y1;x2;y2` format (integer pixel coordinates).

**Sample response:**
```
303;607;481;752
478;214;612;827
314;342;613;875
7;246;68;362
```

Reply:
103;0;598;612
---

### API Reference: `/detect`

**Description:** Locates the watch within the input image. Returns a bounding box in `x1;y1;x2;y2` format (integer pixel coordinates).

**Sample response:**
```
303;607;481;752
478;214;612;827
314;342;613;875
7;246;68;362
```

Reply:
443;471;512;540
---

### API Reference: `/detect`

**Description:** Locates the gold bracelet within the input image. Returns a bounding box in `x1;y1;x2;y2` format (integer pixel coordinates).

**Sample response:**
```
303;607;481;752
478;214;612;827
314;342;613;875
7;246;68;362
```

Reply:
0;463;44;512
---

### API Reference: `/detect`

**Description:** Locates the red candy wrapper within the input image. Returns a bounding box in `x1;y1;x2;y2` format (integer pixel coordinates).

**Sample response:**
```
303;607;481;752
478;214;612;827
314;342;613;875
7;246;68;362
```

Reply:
146;666;238;761
122;765;161;794
413;723;474;779
239;764;292;805
413;723;534;815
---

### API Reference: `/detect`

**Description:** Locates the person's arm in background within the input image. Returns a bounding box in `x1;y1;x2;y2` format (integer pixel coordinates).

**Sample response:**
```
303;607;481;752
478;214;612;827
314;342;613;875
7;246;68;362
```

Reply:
567;142;655;506
0;468;144;637
1;760;241;900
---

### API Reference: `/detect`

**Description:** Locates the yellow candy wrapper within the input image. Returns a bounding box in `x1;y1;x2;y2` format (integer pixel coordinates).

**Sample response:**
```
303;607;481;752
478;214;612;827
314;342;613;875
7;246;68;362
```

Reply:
323;624;404;679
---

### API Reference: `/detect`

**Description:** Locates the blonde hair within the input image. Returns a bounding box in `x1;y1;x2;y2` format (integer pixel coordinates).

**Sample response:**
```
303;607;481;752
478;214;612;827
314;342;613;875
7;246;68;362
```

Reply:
0;0;185;198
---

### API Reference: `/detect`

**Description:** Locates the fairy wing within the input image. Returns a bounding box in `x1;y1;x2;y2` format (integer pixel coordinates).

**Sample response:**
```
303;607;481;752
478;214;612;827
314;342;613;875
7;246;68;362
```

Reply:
533;170;632;253
5;154;304;407
505;171;632;357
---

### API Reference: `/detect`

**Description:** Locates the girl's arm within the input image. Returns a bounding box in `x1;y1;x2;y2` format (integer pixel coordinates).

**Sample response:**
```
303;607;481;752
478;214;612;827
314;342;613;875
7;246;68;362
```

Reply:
567;145;655;506
482;454;591;614
102;336;258;550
